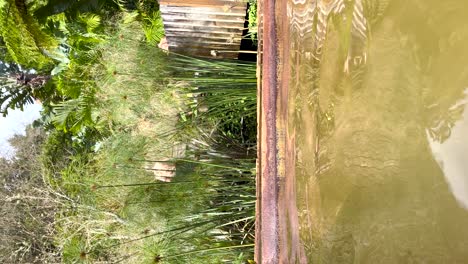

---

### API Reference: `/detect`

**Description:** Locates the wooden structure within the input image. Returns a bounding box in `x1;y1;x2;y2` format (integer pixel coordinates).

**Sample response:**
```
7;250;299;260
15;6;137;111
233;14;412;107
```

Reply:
146;144;186;182
159;0;248;59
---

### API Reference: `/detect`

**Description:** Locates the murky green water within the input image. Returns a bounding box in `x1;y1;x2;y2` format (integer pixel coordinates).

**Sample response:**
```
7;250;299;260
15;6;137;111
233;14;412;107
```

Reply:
278;0;468;262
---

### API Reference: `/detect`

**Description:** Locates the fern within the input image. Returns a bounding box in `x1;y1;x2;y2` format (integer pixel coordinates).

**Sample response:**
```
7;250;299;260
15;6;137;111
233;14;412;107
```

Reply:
0;78;34;116
79;13;101;33
0;0;58;69
52;92;96;133
142;11;164;46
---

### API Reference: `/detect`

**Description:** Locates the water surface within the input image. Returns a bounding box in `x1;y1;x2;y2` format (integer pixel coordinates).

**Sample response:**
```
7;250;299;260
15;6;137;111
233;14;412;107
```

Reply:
277;0;468;262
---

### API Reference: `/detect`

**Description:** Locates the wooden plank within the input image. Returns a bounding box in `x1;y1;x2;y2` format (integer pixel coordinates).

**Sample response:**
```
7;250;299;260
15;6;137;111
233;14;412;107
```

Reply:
168;41;240;48
165;33;242;41
163;21;246;30
159;2;247;59
160;0;247;8
161;9;246;17
169;48;240;57
164;27;243;35
161;15;245;24
161;8;246;18
161;14;245;23
162;20;245;30
166;37;236;45
170;47;212;56
169;47;239;59
168;42;240;50
160;5;247;15
166;38;241;45
169;45;239;54
165;34;242;42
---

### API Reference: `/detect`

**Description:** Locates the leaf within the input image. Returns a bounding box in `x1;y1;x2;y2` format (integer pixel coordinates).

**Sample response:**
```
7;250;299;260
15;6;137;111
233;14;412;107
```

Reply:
143;11;165;45
79;14;101;33
0;0;57;69
51;92;95;133
122;11;139;24
51;62;68;76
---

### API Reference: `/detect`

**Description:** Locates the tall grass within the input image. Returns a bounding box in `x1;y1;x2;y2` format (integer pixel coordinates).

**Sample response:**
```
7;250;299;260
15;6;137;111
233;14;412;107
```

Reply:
43;20;257;263
168;54;257;146
51;133;255;263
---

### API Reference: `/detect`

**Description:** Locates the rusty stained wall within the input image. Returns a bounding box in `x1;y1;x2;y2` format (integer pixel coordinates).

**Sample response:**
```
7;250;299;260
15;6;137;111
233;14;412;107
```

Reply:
159;0;248;59
255;0;286;261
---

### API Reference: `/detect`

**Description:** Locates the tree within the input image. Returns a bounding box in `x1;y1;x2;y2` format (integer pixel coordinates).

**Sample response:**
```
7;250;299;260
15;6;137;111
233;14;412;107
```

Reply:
1;126;45;188
0;60;33;116
0;125;61;263
0;59;54;116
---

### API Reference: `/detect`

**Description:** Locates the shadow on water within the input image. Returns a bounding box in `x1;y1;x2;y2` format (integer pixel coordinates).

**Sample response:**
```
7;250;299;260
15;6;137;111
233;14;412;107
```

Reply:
276;0;468;262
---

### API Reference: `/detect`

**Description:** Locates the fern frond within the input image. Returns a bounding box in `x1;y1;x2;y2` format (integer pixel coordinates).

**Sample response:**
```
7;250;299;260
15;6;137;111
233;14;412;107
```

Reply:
0;0;58;69
52;92;95;133
143;11;164;45
79;13;101;33
0;82;34;116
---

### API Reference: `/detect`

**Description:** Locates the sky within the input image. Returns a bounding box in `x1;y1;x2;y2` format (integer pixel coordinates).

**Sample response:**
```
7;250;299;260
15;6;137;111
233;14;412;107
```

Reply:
0;104;42;158
428;91;468;210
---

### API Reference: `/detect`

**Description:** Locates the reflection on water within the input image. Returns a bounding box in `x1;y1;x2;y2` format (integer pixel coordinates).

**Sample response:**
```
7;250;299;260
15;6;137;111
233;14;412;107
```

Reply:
429;98;468;209
279;0;468;262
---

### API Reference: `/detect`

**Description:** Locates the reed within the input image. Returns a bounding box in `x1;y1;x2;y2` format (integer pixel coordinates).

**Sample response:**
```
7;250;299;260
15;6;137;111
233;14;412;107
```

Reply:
47;20;257;263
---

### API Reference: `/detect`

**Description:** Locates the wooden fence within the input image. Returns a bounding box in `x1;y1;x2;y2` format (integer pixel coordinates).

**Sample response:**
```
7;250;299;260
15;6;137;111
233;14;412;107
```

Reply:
159;0;248;59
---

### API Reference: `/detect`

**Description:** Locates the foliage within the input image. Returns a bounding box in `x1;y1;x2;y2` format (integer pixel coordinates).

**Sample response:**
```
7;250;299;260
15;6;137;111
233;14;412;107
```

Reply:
0;72;58;117
0;126;60;263
43;130;255;263
51;92;97;133
0;76;34;116
0;60;30;116
0;0;57;69
1;5;256;263
40;21;257;263
0;0;166;118
1;125;46;188
0;0;112;120
33;0;119;20
116;0;165;45
170;55;257;145
44;12;107;133
141;10;164;46
246;0;258;41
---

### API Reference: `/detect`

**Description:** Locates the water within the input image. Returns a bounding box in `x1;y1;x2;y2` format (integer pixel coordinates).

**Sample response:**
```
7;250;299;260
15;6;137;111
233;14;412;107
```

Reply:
277;0;468;262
